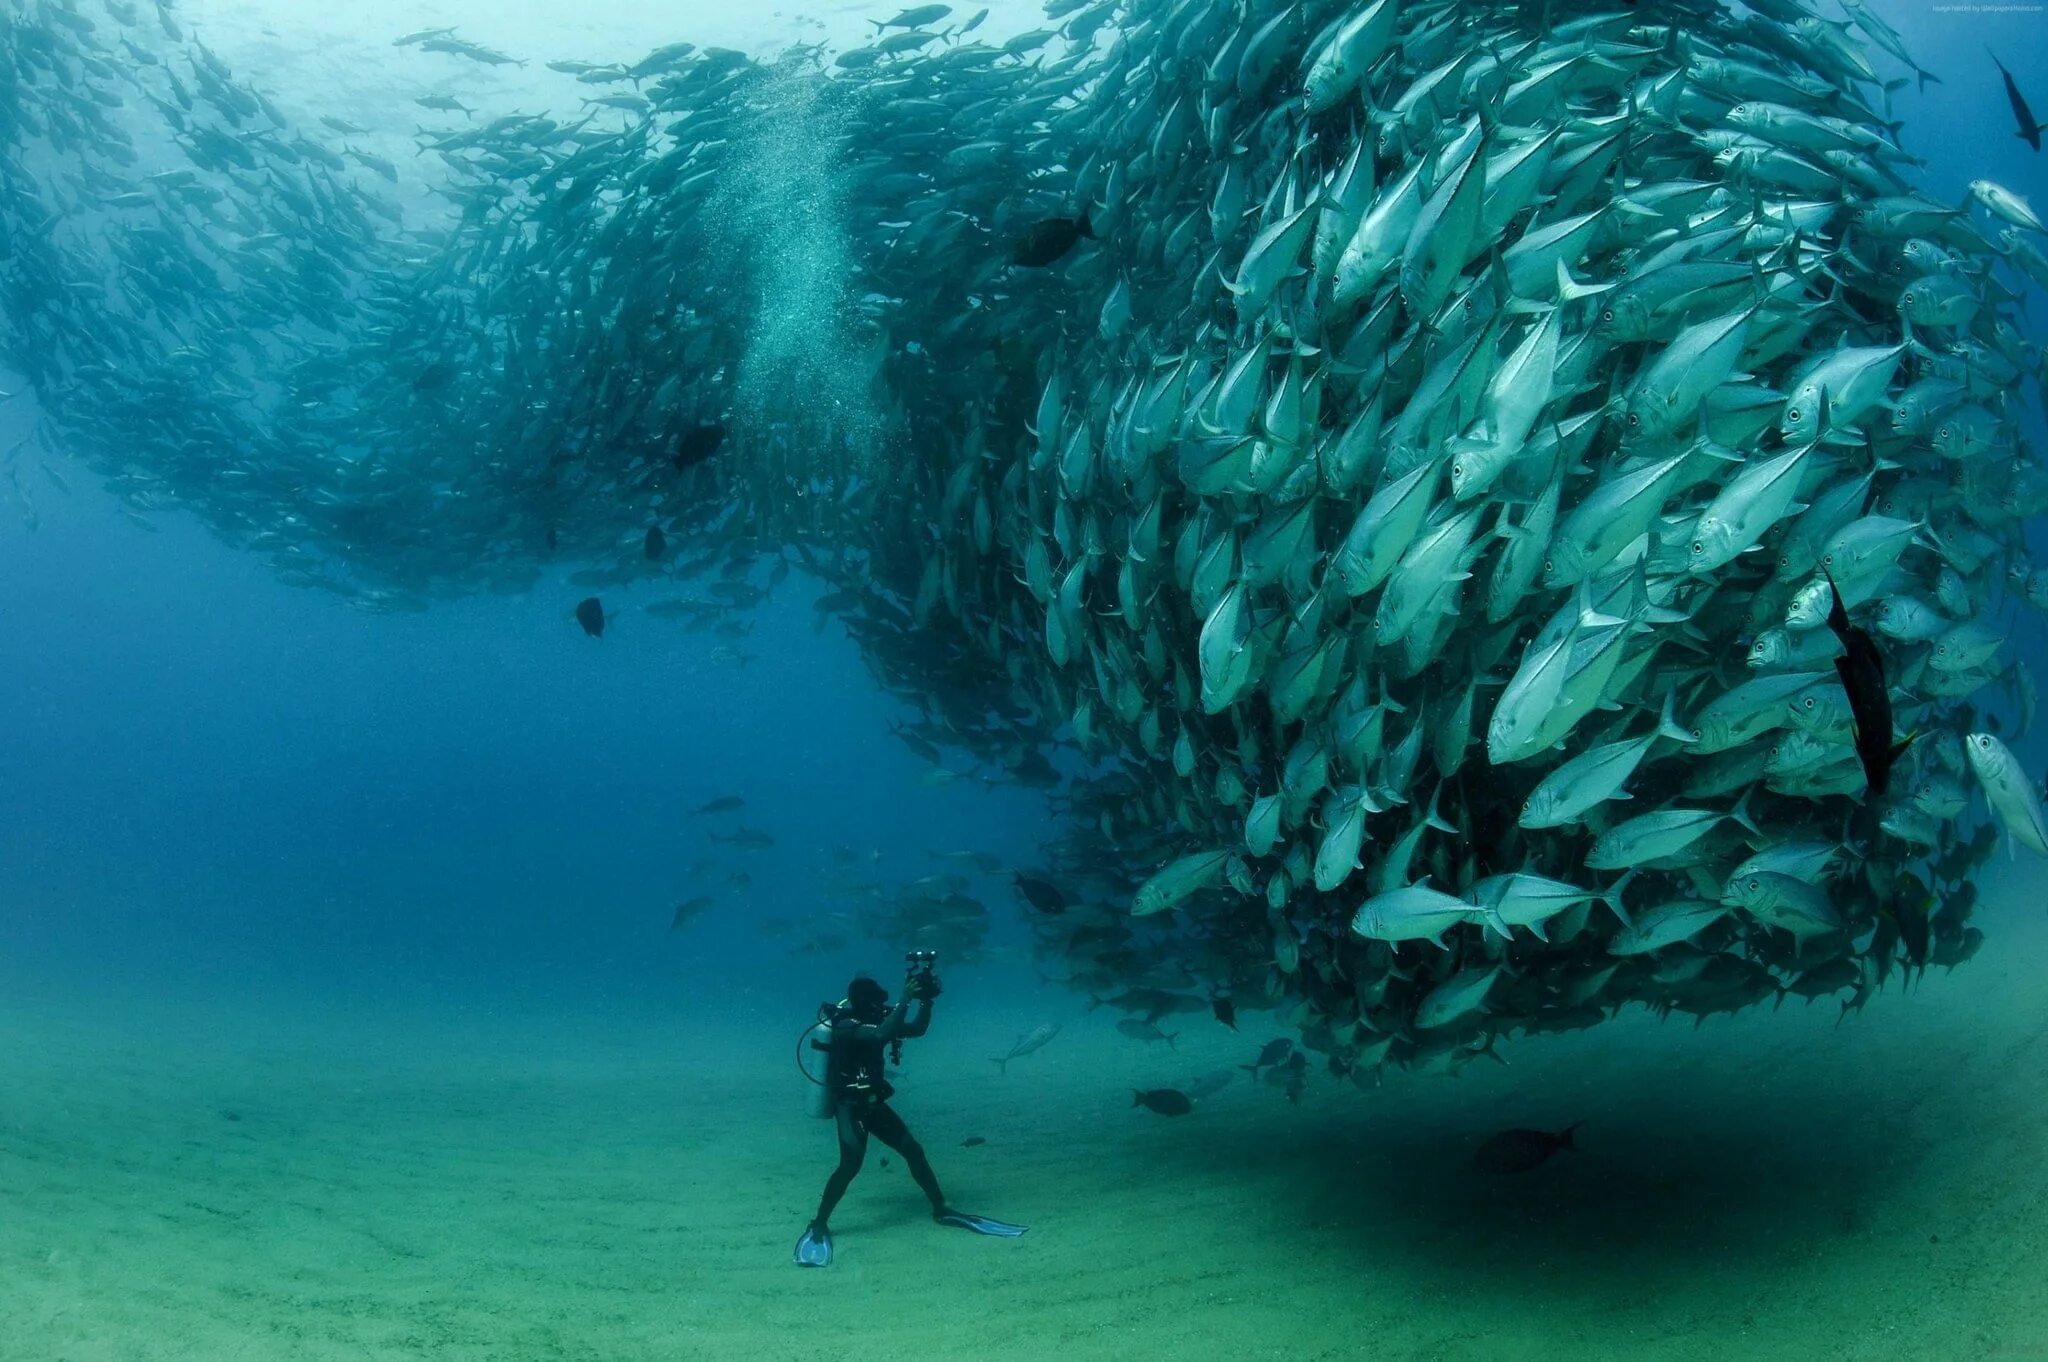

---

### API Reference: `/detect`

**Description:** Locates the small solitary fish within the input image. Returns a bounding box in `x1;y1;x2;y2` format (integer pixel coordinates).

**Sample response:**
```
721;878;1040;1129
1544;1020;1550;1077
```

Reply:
960;1135;986;1147
688;796;744;815
645;524;666;560
575;597;605;638
1132;1087;1193;1116
991;1022;1060;1073
1471;1123;1582;1174
1211;996;1238;1030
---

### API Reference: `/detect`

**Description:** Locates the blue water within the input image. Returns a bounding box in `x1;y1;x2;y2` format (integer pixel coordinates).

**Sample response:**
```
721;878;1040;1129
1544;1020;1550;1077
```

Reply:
4;2;2048;1357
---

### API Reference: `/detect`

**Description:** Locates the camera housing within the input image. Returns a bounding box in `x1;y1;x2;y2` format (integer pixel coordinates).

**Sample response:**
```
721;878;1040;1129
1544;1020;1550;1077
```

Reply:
905;950;938;973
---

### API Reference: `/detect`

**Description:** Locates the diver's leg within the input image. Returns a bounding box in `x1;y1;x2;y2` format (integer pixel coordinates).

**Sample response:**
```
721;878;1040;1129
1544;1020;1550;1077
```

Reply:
813;1105;869;1227
865;1102;946;1213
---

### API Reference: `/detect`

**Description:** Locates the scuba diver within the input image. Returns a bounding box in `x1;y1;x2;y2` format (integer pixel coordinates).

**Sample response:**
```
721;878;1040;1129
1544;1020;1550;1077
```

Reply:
794;953;1025;1267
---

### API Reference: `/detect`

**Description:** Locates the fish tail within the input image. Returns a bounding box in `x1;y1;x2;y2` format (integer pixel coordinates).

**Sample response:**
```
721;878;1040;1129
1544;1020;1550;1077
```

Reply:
1078;209;1095;239
990;1057;1007;1074
1603;869;1637;928
1557;1122;1583;1152
1655;690;1699;745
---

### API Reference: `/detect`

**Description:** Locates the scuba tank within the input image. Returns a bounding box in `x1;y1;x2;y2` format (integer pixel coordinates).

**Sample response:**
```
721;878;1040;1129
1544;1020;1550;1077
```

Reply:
797;1001;840;1119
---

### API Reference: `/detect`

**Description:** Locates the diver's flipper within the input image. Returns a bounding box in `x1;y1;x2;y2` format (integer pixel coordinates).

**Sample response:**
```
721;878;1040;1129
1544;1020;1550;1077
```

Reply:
793;1221;834;1267
934;1209;1028;1237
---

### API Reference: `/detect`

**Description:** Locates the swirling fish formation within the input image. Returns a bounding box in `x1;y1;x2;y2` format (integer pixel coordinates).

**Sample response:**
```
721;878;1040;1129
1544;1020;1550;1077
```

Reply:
5;0;2047;1082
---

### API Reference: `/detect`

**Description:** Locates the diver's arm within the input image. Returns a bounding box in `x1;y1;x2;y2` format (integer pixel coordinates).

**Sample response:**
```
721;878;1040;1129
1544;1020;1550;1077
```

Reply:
840;998;916;1045
876;997;919;1041
898;996;934;1038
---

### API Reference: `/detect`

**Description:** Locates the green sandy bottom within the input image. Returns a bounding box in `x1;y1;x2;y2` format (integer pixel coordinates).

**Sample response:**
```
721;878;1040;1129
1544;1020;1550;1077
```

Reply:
4;879;2045;1362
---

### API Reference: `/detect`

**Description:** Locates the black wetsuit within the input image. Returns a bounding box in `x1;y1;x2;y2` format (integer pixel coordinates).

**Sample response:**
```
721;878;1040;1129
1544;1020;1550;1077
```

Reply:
812;996;946;1227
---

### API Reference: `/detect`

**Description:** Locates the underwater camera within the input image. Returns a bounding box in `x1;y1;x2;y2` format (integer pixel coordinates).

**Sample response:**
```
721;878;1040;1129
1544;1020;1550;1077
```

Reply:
905;950;939;999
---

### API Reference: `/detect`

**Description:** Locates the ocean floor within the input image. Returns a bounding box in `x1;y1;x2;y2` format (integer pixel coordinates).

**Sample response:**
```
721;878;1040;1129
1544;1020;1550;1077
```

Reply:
3;879;2046;1362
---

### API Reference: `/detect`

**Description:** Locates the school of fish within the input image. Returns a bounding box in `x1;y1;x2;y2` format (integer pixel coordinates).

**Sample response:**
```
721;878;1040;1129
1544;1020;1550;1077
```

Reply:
3;0;2046;1084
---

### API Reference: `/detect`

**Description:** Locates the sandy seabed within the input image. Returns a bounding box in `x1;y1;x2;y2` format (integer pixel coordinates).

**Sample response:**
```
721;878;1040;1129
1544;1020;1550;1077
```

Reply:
3;875;2045;1362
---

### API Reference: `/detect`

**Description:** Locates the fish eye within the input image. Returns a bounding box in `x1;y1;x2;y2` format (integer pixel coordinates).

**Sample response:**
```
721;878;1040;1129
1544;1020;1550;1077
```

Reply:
1692;541;1703;554
1544;559;1554;573
1788;408;1801;422
1627;413;1638;427
1600;309;1613;323
1803;698;1814;709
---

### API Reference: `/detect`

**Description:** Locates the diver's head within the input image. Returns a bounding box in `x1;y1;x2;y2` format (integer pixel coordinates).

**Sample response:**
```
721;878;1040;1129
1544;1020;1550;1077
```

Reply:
846;975;889;1021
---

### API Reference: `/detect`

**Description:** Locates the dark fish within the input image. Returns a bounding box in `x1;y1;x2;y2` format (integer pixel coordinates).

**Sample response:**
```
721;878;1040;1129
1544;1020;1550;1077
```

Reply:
874;3;951;29
544;526;558;553
1091;986;1206;1023
1015;873;1066;914
575;597;605;638
645;524;667;560
1261;1051;1308;1094
1990;48;2048;152
1931;926;1985;970
1116;1018;1178;1048
1211;996;1237;1030
1241;1037;1293;1073
1471;1123;1581;1174
688;796;744;815
673;422;726;471
1011;212;1094;267
1888;876;1932;969
669;896;712;932
1132;1087;1193;1116
1821;568;1913;796
960;1135;986;1147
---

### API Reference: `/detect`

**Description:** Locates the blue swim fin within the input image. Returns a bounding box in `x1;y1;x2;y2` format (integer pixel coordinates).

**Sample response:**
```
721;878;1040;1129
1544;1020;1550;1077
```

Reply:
793;1221;833;1267
934;1209;1027;1237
